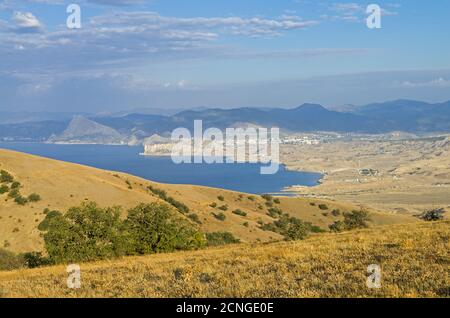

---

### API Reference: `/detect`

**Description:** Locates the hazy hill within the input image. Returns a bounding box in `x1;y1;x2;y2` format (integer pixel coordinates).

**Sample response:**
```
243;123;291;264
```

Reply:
1;100;450;142
0;148;414;253
47;116;126;144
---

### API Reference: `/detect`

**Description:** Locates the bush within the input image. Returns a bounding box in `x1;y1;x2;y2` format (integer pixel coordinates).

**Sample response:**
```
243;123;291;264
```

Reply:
329;210;371;232
218;205;228;211
147;185;189;214
38;210;62;231
265;201;273;208
210;202;218;208
0;170;14;183
331;209;341;217
188;213;202;224
267;207;283;218
343;210;370;229
10;181;21;189
273;198;281;204
8;188;20;199
0;249;23;271
206;232;240;246
0;184;9;194
20;252;51;269
28;193;41;202
416;208;446;221
232;209;247;217
43;202;127;263
14;195;28;205
329;220;346;233
213;212;226;221
42;202;206;264
217;195;225;201
261;194;273;201
125;203;205;255
261;215;319;241
318;204;329;210
247;196;255;201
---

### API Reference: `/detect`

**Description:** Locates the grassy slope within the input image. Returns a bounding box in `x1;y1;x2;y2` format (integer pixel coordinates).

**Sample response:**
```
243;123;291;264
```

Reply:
0;221;448;298
0;148;415;253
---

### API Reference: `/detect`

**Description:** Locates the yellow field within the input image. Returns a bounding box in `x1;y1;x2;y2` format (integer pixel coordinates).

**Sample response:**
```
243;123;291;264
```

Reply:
1;221;448;298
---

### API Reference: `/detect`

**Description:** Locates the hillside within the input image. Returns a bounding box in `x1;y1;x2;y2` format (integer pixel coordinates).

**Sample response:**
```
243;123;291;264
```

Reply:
0;221;448;298
0;148;415;254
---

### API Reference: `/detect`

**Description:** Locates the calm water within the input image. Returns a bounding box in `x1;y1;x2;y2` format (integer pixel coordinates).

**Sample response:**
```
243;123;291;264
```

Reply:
0;143;321;195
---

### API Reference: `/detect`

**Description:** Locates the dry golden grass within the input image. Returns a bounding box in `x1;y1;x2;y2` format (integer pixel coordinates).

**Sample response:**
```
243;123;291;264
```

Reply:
1;221;448;298
0;148;414;253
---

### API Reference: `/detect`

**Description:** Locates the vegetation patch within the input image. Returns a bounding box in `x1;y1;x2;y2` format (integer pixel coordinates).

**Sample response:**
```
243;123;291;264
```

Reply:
261;214;323;241
206;232;240;246
232;209;247;217
329;210;371;232
148;185;190;214
38;202;205;264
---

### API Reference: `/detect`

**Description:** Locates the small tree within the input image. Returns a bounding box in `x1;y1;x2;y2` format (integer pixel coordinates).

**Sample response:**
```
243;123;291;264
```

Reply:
28;193;41;202
417;208;446;221
0;170;14;183
44;202;127;263
124;203;206;255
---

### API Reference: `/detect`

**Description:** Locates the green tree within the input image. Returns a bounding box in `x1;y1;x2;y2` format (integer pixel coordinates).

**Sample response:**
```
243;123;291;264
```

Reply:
43;202;127;263
124;203;205;255
0;170;14;183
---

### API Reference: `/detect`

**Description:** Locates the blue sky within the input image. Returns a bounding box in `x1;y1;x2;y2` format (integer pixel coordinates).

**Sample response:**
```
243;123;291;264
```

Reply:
0;0;450;112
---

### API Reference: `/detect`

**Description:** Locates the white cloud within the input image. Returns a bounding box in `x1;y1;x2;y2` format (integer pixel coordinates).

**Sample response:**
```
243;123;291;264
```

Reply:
11;11;44;33
399;78;450;88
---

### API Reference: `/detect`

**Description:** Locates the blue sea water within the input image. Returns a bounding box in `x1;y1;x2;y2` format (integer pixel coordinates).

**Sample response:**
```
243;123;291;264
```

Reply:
0;143;321;195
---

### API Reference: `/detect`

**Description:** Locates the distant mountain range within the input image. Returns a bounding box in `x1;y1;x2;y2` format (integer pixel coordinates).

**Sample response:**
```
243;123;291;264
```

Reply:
1;99;449;143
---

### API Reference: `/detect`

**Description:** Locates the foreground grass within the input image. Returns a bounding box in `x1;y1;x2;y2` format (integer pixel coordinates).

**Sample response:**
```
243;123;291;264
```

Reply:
0;221;449;298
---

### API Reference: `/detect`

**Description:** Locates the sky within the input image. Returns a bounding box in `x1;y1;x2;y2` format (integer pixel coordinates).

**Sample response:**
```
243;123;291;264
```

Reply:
0;0;450;113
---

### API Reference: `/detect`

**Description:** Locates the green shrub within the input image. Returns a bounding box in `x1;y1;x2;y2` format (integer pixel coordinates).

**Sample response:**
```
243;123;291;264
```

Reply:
318;204;329;210
8;188;20;199
261;194;273;201
232;209;247;217
10;181;21;189
125;203;205;255
188;213;202;224
261;215;320;241
20;252;51;269
28;193;41;202
14;195;28;205
0;170;14;183
209;202;218;208
329;210;371;232
329;220;346;233
243;222;249;227
38;210;62;231
0;248;23;271
273;198;281;204
265;201;273;208
206;232;240;246
416;208;446;221
0;184;9;194
147;185;189;214
218;205;228;211
43;202;127;263
247;196;255;201
213;212;226;221
217;195;225;201
267;207;283;218
331;209;341;217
